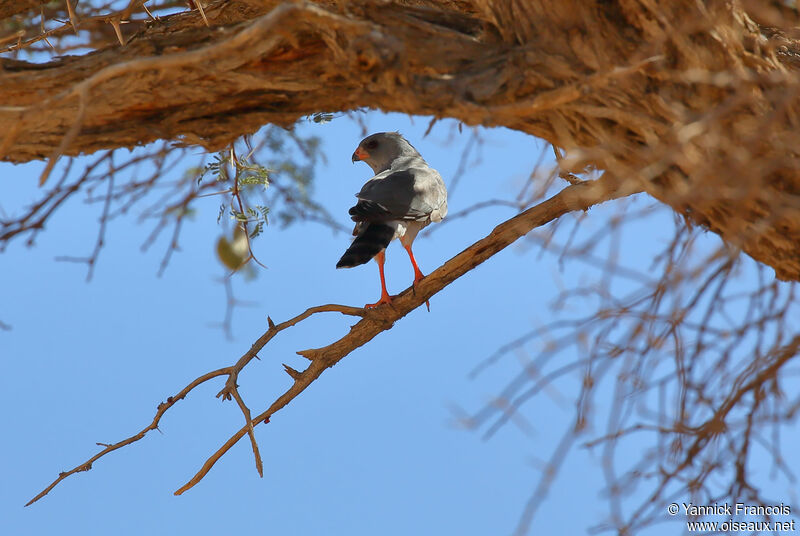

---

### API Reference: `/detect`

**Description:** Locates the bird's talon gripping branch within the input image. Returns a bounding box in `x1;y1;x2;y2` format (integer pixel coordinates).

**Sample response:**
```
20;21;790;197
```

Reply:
364;294;393;308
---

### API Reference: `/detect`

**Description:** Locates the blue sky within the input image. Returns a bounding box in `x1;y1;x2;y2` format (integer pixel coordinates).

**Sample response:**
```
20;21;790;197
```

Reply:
2;113;798;535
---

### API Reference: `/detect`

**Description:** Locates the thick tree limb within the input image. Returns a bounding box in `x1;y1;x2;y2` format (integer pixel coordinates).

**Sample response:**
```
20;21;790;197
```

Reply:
25;171;640;504
2;0;799;281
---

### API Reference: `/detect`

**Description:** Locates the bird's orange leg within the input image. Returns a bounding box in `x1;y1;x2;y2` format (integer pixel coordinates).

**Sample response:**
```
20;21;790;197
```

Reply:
403;244;430;311
403;244;425;284
365;250;393;308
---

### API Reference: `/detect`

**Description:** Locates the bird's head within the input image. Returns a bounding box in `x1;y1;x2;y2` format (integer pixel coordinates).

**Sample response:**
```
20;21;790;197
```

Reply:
352;132;420;173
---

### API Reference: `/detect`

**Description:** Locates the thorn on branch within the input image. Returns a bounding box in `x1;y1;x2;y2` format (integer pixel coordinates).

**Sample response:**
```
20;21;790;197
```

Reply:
108;18;126;47
283;364;302;380
142;3;158;21
296;349;317;361
66;0;80;34
424;117;438;137
196;2;210;27
267;316;275;329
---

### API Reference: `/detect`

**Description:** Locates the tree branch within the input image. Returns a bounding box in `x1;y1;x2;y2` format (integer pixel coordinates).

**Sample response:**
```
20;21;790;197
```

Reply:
26;302;366;506
25;367;230;507
25;171;641;505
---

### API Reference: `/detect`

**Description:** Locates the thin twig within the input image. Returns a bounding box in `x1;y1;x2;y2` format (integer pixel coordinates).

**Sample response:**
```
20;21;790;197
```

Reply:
25;367;231;507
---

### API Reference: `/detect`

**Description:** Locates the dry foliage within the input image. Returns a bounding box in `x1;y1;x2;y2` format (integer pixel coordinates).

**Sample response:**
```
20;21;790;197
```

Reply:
3;1;800;534
2;0;800;278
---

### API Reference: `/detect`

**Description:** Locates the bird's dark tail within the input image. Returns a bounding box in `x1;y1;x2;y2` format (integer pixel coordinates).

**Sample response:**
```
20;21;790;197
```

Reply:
336;224;395;268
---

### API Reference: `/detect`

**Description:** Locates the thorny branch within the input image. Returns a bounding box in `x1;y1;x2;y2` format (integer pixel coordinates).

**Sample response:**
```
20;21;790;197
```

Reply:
26;171;641;505
24;302;366;507
1;127;330;275
461;197;800;534
25;366;231;507
1;125;333;342
1;1;193;55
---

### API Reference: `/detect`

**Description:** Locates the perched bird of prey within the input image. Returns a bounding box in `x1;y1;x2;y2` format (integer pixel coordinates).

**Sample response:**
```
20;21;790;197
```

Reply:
337;132;448;309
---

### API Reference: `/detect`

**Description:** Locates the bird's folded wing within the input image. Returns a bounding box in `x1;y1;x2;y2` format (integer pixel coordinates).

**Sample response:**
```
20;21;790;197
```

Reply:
350;168;446;222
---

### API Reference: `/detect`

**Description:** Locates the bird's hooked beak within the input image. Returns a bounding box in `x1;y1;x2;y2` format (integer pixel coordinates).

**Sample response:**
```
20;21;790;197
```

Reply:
352;146;369;163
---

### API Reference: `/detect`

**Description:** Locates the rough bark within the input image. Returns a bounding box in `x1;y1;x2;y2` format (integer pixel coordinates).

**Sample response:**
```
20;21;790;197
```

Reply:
0;1;47;20
1;0;799;280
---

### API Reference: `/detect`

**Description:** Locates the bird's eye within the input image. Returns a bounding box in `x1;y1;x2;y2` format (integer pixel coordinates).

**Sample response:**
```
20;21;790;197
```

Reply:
365;140;378;149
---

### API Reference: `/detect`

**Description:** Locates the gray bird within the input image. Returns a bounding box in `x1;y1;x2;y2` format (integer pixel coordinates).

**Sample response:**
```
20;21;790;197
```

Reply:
337;132;448;309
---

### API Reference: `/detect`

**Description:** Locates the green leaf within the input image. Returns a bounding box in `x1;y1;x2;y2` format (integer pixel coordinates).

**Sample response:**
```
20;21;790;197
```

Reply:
230;210;248;222
311;112;334;124
249;221;265;239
